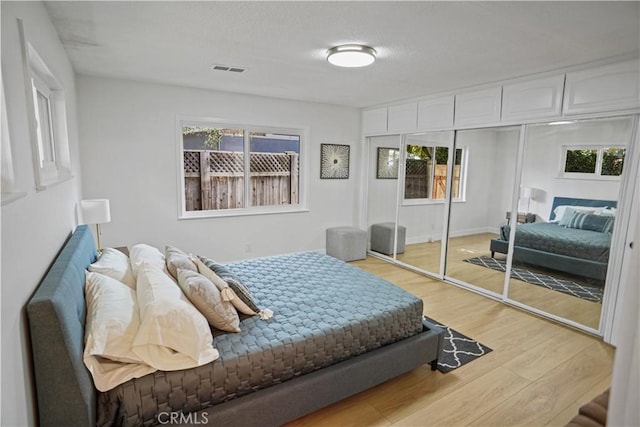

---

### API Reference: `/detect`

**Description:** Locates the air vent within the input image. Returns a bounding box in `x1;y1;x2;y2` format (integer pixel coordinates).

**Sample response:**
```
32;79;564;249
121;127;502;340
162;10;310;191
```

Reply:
212;64;246;73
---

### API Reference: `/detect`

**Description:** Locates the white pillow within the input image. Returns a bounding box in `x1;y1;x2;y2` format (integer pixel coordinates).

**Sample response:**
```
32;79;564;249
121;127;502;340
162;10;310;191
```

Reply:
598;207;617;217
129;244;166;279
83;272;156;391
132;262;219;371
176;269;240;333
88;248;135;289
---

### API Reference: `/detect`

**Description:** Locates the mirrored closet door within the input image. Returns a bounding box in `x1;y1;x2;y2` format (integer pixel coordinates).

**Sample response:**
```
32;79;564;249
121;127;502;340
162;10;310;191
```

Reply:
444;126;521;296
367;135;402;260
507;116;635;330
396;131;453;276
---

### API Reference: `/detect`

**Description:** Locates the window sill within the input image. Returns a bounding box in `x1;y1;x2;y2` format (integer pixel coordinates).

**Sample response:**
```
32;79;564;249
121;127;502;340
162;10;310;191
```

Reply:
556;174;620;182
1;192;27;206
401;198;466;207
36;174;74;191
179;205;310;220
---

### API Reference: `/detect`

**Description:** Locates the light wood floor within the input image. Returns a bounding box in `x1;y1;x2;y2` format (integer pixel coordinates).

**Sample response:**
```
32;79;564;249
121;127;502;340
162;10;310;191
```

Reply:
285;256;614;427
394;234;602;329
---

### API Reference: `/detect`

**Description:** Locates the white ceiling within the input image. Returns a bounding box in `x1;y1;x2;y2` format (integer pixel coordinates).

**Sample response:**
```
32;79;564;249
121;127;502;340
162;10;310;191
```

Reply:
45;1;640;109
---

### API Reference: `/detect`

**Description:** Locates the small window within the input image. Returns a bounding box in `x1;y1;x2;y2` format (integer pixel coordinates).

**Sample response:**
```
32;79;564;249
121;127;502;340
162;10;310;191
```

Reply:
19;19;72;189
562;146;625;178
404;144;463;201
180;121;304;217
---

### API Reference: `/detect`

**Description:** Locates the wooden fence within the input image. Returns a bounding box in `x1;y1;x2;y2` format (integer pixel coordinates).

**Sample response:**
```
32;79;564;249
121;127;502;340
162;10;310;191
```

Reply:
184;150;299;211
405;159;460;199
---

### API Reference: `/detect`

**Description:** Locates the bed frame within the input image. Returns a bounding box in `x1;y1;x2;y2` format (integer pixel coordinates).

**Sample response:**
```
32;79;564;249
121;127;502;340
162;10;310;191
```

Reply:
490;197;617;281
27;225;444;427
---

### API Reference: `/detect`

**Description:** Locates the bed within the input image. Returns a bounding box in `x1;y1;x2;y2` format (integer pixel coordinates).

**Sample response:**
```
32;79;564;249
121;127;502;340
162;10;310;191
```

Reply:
490;197;617;282
27;225;444;427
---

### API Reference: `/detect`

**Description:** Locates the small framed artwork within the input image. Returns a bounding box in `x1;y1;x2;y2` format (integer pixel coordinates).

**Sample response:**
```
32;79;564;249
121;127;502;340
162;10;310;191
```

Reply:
320;143;350;179
377;147;400;179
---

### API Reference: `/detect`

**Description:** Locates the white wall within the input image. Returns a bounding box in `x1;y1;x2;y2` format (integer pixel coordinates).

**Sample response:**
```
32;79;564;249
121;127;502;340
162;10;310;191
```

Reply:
76;76;360;261
1;2;83;425
522;118;632;220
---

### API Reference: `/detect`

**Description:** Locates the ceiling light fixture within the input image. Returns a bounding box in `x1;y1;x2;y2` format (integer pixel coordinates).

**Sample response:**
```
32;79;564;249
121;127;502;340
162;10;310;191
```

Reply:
327;44;376;68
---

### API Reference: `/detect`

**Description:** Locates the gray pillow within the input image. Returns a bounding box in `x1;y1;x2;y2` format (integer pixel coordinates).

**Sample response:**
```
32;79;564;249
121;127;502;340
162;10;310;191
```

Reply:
197;256;261;314
165;245;197;279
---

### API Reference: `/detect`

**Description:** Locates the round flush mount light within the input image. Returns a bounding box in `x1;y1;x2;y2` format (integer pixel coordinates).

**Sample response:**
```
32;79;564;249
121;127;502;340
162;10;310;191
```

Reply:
327;44;377;67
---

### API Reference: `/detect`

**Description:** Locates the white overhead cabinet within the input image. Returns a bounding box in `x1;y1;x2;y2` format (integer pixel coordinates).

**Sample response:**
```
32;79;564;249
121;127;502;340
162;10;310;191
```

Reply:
454;86;502;127
501;75;565;121
563;60;640;115
417;95;454;130
362;107;388;135
387;102;417;133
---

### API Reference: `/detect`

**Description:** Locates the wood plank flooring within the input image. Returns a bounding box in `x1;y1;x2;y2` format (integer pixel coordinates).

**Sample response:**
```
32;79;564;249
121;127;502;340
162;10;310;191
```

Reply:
285;256;614;427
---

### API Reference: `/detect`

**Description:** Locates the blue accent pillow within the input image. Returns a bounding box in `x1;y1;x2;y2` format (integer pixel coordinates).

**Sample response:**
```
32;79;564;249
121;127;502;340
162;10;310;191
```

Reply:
566;212;614;233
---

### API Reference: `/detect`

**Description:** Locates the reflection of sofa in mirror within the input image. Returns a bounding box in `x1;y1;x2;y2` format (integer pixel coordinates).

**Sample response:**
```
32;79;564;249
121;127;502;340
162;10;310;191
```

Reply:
490;197;617;282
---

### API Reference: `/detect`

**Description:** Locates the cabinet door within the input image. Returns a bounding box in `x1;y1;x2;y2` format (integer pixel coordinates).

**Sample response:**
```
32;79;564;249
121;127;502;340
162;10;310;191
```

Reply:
563;60;640;115
387;102;417;133
362;107;388;135
502;75;564;121
417;95;454;130
454;87;502;127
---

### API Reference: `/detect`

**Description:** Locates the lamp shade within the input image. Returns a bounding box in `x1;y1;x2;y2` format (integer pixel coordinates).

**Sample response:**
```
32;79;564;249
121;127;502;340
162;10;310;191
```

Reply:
522;187;534;199
79;199;111;225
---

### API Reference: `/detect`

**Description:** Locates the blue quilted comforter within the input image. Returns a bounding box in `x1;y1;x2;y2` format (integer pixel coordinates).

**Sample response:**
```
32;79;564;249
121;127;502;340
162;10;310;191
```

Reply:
503;222;611;263
97;252;423;426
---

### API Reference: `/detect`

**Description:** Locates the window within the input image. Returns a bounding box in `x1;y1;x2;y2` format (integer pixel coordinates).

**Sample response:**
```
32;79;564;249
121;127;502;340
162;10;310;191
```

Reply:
19;19;72;189
562;146;625;178
403;144;463;201
180;121;305;217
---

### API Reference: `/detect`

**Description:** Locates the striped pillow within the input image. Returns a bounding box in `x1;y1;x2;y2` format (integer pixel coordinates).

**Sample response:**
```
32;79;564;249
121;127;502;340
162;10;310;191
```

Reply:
565;212;615;233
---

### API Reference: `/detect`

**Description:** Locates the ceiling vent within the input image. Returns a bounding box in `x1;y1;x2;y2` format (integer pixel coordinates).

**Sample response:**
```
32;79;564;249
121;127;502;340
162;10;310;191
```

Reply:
212;64;246;73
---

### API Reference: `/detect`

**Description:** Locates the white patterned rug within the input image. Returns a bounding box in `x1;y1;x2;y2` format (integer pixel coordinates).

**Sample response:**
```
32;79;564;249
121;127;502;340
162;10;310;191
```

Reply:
424;316;492;373
463;256;603;303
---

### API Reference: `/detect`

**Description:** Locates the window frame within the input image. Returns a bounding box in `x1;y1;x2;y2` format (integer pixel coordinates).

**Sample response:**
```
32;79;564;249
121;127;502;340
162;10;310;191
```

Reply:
560;144;626;180
19;19;72;190
401;143;467;205
177;117;309;219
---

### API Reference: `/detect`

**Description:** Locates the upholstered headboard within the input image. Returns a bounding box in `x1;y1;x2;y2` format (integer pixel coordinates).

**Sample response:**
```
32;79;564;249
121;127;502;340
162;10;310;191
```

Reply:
27;225;97;426
549;197;618;221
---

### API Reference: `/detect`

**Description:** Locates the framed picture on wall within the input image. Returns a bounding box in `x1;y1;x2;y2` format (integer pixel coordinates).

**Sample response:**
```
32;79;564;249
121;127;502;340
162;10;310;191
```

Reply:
320;143;350;179
377;147;400;179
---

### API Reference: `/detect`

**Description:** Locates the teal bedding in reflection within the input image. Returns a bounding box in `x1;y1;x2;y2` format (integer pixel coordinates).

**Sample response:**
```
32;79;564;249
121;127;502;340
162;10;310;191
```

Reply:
513;222;611;263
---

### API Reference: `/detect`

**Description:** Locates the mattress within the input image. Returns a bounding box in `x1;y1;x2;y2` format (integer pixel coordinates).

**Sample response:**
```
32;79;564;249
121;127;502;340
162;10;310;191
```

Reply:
97;252;424;426
508;222;611;263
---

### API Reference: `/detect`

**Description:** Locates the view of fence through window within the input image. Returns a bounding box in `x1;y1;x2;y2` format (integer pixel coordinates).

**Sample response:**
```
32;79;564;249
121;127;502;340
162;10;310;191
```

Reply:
564;146;625;176
404;145;462;200
183;126;300;211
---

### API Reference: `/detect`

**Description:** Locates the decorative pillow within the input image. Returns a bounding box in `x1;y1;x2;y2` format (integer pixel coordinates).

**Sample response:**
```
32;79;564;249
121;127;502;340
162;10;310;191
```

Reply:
176;269;240;333
132;262;219;371
191;256;236;302
553;205;599;223
197;255;273;319
129;244;166;279
83;272;156;391
558;207;595;227
165;245;197;280
565;212;615;233
88;247;136;289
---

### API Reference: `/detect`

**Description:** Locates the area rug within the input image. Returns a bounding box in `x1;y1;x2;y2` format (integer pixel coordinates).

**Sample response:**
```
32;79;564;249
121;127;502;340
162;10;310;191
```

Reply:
424;316;492;373
463;256;603;303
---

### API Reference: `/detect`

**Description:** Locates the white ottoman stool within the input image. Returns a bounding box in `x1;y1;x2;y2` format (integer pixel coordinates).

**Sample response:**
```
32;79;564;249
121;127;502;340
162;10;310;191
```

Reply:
326;226;367;262
370;222;406;255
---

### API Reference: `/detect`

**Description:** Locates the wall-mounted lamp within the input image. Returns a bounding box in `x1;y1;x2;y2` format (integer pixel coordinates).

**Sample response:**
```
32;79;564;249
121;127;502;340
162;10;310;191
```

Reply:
79;199;111;253
327;44;376;67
